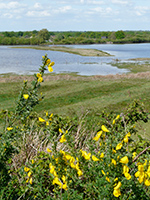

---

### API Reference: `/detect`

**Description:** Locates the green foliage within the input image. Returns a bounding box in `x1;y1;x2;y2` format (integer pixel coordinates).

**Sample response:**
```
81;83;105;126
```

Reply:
0;55;150;199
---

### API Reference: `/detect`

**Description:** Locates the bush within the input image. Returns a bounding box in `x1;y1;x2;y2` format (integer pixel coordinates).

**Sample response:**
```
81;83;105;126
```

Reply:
0;55;150;199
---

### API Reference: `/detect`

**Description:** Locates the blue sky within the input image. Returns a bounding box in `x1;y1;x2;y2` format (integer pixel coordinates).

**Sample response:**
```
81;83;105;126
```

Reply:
0;0;150;31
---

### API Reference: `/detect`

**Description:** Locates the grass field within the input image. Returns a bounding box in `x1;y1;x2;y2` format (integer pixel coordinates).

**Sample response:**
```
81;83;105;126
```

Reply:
1;62;150;139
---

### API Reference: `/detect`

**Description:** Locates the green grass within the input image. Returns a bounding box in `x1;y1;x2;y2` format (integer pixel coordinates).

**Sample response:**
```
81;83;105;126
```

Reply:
1;73;150;138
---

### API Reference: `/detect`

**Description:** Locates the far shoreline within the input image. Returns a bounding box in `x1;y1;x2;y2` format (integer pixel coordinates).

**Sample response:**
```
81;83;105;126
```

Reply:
10;45;112;57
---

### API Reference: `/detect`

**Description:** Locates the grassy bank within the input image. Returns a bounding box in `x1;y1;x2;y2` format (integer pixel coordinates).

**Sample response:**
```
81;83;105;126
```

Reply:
1;71;150;139
10;45;112;57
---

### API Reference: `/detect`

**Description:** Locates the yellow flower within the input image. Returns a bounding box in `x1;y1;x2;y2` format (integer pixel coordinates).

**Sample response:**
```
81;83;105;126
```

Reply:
116;115;120;120
92;155;99;161
113;189;121;197
113;119;115;125
100;152;104;158
24;167;30;172
38;117;45;122
31;159;34;164
123;165;129;174
101;170;106;175
112;159;117;166
101;125;109;132
59;135;66;143
77;169;83;177
7;127;13;131
23;94;29;99
28;171;32;177
124;172;131;180
52;177;62;187
93;131;102;141
116;142;123;150
132;152;137;159
49;61;55;67
36;73;42;78
59;128;63;133
38;77;43;82
106;177;110;182
144;179;150;186
47;148;52;153
84;152;91;160
48;66;53;72
46;121;49;126
62;183;68;190
46;59;51;64
114;181;122;190
123;136;128;143
120;156;129;164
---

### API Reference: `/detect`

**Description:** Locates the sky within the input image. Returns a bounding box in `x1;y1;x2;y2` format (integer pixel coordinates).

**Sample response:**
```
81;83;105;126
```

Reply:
0;0;150;32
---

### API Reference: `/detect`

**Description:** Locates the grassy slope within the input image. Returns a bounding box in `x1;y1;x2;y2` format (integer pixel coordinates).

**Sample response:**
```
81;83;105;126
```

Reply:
1;73;150;139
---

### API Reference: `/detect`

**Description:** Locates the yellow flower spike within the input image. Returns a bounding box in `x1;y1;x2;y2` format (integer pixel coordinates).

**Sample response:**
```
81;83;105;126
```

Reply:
24;167;30;172
7;127;13;131
112;119;115;125
120;156;129;164
92;155;99;161
31;159;34;164
116;142;123;150
112;159;117;166
23;94;29;100
112;149;116;153
101;125;109;132
59;135;66;143
38;117;45;122
62;175;66;183
47;148;52;153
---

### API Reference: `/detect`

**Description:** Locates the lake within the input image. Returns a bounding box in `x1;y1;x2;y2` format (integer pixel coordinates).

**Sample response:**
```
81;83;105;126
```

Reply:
0;43;150;76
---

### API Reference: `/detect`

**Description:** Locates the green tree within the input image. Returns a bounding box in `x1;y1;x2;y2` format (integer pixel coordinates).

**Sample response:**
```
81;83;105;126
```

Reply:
115;30;125;39
38;29;50;41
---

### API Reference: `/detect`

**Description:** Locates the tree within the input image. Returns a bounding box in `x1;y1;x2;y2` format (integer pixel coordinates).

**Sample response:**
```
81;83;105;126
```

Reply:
38;29;50;41
115;30;125;39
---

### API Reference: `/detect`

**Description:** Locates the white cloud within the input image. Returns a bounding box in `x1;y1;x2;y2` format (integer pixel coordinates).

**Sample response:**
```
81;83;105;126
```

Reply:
111;0;128;5
26;10;51;17
134;6;150;16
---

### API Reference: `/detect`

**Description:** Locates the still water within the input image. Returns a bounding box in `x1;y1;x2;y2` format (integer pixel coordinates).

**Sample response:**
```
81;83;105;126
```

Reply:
0;43;150;76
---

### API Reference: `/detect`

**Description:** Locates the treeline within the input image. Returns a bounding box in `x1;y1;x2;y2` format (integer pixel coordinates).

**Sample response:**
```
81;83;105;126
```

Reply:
0;29;150;45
